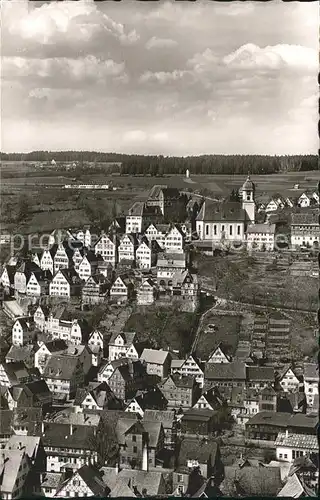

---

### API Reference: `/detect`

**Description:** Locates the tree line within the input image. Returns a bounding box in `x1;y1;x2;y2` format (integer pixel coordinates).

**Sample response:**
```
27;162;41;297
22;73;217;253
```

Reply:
1;151;317;175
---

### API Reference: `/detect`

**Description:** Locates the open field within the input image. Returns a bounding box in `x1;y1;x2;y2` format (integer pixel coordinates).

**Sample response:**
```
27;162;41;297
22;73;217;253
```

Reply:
124;306;199;356
195;313;242;360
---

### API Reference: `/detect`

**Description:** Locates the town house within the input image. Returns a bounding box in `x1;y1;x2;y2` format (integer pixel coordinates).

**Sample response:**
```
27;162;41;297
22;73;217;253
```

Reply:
140;349;171;379
291;210;320;248
0;447;32;499
43;355;84;400
125;387;167;417
193;388;224;411
171;355;204;388
137;278;158;305
246;223;276;251
49;269;82;298
81;274;110;306
143;409;177;450
5;344;35;368
144;223;170;249
157;252;187;285
108;332;137;361
204;361;247;392
118;234;137;263
53;243;73;274
277;366;300;393
159;374;199;411
6;380;52;411
11;318;35;347
14;261;43;295
275;432;318;462
94;233;118;267
78;253;101;282
136;239;160;270
303;363;318;407
116;418;165;469
0;361;33;388
109;276;133;303
0;265;16;293
33;305;49;332
72;247;84;273
40;246;57;275
97;358;130;384
26;270;52;297
171;270;200;310
164;225;185;253
246;366;275;390
207;344;232;364
42;422;98;473
54;464;108;498
145;186;187;220
108;360;148;401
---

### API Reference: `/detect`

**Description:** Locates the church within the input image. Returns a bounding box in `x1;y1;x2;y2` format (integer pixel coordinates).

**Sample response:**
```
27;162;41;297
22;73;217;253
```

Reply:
196;176;255;243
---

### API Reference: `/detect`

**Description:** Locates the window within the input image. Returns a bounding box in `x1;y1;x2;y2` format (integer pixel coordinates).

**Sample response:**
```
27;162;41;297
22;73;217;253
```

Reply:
237;225;241;236
132;435;136;442
133;446;137;453
214;225;217;236
205;225;209;236
229;226;233;236
279;454;283;459
284;454;287;459
178;474;183;483
221;225;225;232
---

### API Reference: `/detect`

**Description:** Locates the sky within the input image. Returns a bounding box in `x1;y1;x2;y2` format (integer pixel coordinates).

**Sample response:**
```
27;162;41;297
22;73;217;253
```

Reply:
1;0;319;155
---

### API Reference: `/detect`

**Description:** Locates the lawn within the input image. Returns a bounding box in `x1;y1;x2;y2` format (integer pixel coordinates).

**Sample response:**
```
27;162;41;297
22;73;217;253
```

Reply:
124;306;199;356
196;313;242;360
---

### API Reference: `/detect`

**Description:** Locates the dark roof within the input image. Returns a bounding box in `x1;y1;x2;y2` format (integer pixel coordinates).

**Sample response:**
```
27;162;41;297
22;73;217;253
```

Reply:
181;409;215;422
196;201;246;222
5;345;35;363
68;465;107;496
246;411;292;427
43;355;79;380
205;361;246;380
178;438;218;465
304;362;318;379
291;210;318;226
162;373;195;389
41;422;95;450
221;465;282;496
246;366;274;382
0;409;13;435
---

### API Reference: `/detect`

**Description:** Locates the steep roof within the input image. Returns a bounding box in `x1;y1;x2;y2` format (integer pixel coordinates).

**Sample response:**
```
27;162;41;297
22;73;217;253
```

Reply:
43;355;79;380
246;366;274;382
196;200;246;222
274;432;318;451
109;331;136;346
205;361;246;380
178;438;218;465
41;422;95;450
116;469;164;496
291;210;319;226
140;348;169;365
221;465;282;496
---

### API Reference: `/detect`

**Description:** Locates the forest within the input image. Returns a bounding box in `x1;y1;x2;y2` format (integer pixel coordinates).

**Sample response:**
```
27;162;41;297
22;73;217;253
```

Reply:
1;151;317;175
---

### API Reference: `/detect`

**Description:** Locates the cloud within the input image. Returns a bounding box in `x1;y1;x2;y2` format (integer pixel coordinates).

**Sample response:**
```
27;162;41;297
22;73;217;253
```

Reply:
223;43;318;71
145;37;178;50
139;70;188;85
2;55;126;86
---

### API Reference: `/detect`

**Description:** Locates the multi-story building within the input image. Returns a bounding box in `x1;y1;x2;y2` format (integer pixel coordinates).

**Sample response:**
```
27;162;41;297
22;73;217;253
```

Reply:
171;355;204;388
49;269;82;298
144;223;170;249
53;243;73;274
94;233;118;267
145;185;187;221
277;366;300;393
11;318;34;346
81;274;110;306
109;275;133;303
204;361;247;392
26;271;52;297
157;252;187;285
140;349;171;379
159;374;199;410
137;278;157;305
118;234;137;263
303;363;318;407
108;332;137;361
40;246;58;275
43;355;84;399
136;239;160;270
78;253;100;282
164;225;185;253
247;223;276;251
275;432;318;462
116;418;165;469
42;422;98;473
291;210;320;248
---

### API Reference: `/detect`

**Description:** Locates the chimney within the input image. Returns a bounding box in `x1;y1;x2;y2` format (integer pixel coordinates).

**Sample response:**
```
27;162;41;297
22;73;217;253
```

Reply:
285;429;288;438
41;421;45;434
115;460;119;475
142;433;149;472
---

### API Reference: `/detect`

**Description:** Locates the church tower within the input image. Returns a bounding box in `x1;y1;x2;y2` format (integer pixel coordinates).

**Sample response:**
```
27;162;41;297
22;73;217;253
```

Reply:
241;175;255;223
